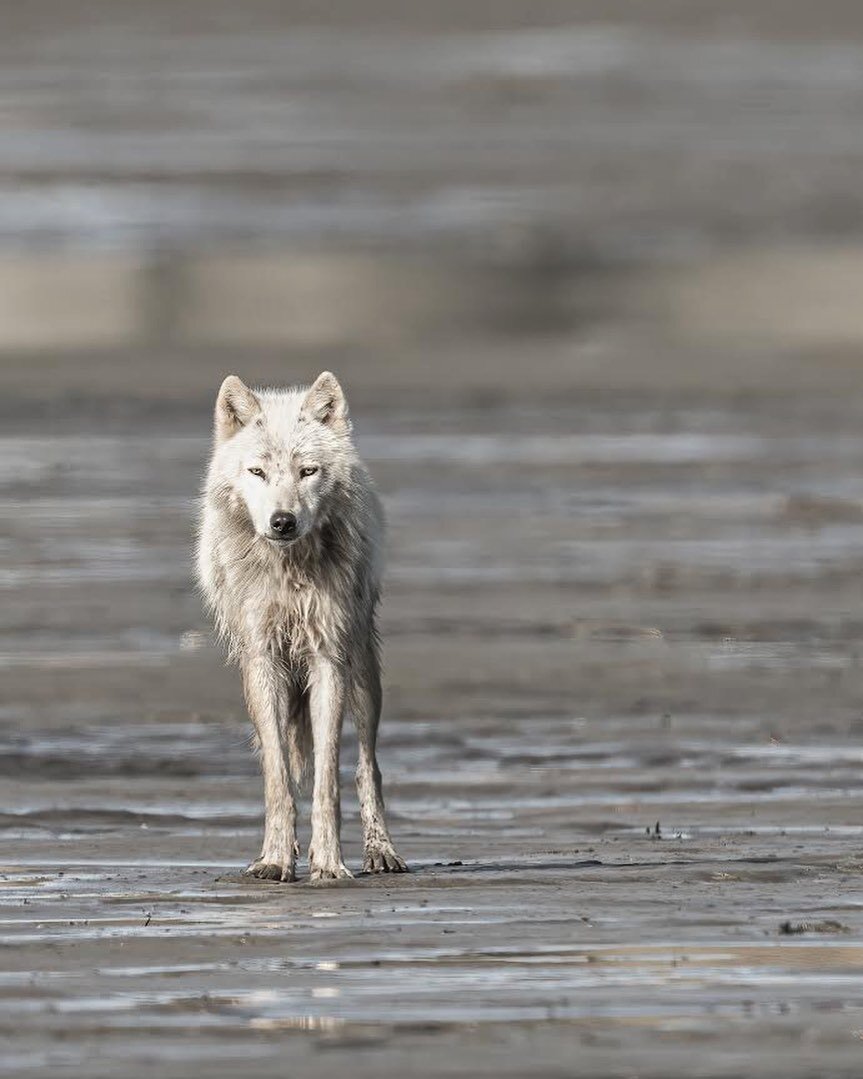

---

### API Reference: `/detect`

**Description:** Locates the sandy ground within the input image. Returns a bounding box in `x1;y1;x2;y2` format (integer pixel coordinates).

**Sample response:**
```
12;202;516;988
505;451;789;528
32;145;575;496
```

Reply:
5;2;863;1077
5;345;863;1078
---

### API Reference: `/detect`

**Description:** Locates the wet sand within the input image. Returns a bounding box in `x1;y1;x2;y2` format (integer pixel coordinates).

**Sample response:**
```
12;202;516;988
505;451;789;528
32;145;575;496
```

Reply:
5;351;863;1077
5;2;863;1076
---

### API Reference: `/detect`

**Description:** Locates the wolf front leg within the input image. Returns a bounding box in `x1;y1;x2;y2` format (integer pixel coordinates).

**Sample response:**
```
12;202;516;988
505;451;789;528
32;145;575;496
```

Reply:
242;654;298;882
307;655;352;880
352;651;407;873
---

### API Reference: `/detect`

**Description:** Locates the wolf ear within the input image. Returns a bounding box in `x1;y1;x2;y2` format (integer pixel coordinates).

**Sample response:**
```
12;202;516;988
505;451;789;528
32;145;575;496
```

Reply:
302;371;349;430
214;375;260;442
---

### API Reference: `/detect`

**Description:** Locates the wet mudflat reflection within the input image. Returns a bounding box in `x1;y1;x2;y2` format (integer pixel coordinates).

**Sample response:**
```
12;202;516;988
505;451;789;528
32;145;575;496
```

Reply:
6;2;863;1076
5;388;863;1075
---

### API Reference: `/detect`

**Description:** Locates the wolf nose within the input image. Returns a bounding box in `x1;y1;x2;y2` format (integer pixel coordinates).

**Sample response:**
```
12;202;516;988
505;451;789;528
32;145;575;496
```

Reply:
269;511;297;537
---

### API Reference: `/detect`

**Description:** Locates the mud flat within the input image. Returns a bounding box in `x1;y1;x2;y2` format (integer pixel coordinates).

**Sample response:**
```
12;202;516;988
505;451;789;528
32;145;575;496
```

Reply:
6;1;863;1076
5;344;863;1078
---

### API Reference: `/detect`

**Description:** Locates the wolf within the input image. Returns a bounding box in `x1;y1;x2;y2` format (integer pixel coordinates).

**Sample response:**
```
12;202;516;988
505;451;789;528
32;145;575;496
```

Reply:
197;371;406;882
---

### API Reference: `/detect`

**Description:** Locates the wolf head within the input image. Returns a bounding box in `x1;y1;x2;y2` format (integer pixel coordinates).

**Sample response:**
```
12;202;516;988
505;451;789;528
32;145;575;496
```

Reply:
207;371;357;545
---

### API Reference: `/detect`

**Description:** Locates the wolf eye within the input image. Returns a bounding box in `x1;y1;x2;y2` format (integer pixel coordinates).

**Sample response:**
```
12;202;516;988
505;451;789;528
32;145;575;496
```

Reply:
299;466;319;479
248;467;266;479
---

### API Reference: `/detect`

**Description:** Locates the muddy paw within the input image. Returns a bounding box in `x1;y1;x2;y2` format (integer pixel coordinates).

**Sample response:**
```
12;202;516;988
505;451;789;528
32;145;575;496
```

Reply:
244;858;296;883
309;861;354;882
363;844;408;874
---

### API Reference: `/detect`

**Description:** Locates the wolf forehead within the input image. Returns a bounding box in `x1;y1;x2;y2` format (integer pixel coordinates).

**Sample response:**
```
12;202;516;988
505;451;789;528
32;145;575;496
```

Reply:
245;396;324;454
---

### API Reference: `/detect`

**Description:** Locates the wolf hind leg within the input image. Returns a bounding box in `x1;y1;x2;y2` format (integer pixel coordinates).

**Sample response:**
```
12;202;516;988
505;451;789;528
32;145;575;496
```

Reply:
282;683;312;793
352;654;407;874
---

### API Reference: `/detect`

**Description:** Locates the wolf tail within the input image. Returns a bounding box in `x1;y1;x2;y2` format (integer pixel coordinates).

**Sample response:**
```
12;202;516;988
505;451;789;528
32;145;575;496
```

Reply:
286;693;313;790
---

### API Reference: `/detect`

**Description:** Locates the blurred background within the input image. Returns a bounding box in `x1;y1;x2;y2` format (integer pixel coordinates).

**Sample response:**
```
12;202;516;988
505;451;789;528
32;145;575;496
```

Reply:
6;2;863;1077
7;0;863;401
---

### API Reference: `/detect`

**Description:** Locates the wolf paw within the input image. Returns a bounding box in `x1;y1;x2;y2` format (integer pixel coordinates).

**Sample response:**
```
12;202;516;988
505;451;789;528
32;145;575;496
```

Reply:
309;860;353;882
245;858;296;883
363;843;408;874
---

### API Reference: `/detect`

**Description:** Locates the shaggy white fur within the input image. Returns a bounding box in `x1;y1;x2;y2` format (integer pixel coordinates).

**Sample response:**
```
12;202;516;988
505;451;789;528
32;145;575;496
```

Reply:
197;372;406;882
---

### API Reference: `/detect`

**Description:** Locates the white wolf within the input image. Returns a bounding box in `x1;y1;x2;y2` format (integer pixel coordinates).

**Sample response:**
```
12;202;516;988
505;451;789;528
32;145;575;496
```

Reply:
197;371;406;882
